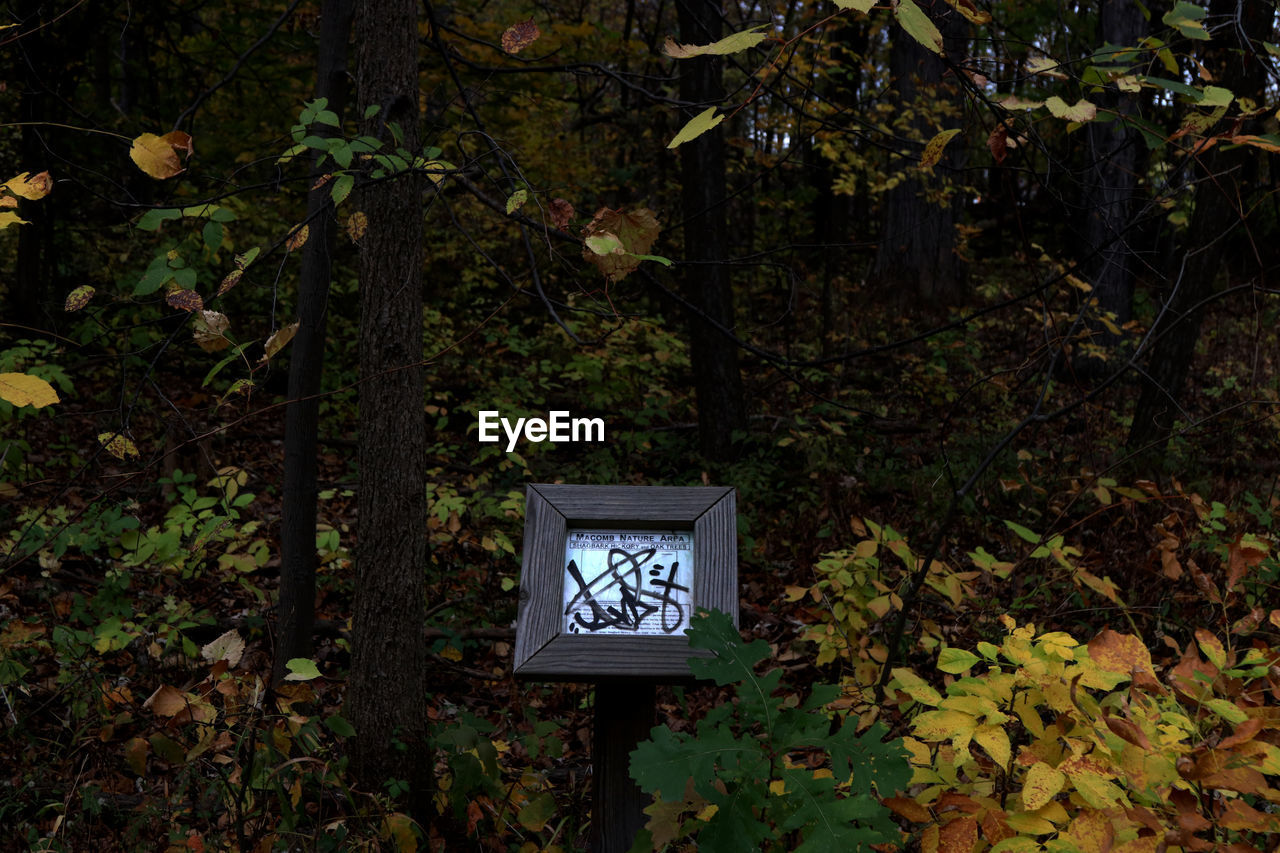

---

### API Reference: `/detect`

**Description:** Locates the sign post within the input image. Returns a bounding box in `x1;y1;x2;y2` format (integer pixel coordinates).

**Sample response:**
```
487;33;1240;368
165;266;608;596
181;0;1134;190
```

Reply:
514;484;738;852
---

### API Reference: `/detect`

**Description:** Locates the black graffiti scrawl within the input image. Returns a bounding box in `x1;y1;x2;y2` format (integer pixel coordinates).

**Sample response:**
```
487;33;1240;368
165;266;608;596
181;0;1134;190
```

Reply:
561;530;693;636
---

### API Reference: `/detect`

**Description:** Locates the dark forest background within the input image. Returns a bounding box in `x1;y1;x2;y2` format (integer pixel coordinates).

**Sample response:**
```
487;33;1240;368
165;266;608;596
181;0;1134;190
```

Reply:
1;0;1278;849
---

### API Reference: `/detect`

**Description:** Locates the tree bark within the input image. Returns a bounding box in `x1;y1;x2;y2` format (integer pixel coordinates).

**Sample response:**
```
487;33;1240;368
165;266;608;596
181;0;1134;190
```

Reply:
1126;0;1272;466
871;0;968;306
1075;0;1147;376
345;0;431;817
677;0;747;461
273;0;355;687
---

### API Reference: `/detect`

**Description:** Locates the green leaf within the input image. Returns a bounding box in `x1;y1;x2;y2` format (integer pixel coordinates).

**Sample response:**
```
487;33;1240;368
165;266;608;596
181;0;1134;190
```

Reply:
937;647;981;674
330;173;354;206
202;220;223;253
668;107;724;149
1140;75;1204;99
517;792;556;831
137;208;182;231
324;714;356;737
833;0;875;11
505;187;528;215
1005;520;1041;544
894;0;944;55
1163;1;1210;40
284;658;321;681
662;24;769;58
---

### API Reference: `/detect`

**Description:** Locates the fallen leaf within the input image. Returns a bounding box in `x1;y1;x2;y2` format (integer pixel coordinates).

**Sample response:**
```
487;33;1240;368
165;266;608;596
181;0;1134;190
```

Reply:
143;684;188;717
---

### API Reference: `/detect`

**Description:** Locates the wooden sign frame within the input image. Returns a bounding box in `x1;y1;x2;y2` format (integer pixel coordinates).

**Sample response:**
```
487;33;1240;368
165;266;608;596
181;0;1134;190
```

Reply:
513;484;737;680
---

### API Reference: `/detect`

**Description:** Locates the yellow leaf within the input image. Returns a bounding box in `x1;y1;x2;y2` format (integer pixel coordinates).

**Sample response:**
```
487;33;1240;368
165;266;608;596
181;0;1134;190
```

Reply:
381;812;418;852
130;131;192;179
261;322;299;364
5;170;53;200
1021;762;1064;811
285;224;309;252
0;210;29;230
914;709;978;741
973;724;1011;766
768;779;787;795
920;129;961;171
0;372;59;408
695;803;719;821
439;645;462;662
98;432;140;460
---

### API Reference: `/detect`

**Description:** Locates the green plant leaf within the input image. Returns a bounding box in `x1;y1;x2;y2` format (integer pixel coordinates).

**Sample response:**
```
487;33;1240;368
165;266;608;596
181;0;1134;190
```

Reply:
668;107;724;149
937;647;981;673
894;0;944;55
284;658;321;681
1163;0;1209;40
662;25;769;58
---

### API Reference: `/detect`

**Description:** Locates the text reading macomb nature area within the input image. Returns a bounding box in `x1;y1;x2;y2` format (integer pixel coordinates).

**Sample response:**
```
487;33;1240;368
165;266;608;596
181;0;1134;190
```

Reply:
476;410;605;451
562;529;694;636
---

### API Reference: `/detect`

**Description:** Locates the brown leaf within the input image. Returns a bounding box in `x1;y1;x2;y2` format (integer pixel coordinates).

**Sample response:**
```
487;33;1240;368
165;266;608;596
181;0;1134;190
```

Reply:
581;206;661;283
1225;537;1267;593
143;684;187;717
987;125;1009;164
1103;714;1152;750
1217;717;1263;750
938;815;978;853
192;310;231;352
501;18;541;54
64;285;95;312
547;197;574;231
285;224;309;252
167;289;204;312
884;796;932;822
346;211;367;242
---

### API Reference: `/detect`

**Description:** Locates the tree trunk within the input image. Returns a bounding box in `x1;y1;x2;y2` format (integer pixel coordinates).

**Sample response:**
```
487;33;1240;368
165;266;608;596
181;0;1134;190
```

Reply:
871;1;968;306
273;0;355;687
677;0;747;461
345;0;431;817
1075;0;1146;377
1126;0;1272;466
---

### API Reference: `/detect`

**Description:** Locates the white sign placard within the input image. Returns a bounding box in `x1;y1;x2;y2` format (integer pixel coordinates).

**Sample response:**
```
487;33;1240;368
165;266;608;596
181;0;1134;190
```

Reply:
562;528;694;636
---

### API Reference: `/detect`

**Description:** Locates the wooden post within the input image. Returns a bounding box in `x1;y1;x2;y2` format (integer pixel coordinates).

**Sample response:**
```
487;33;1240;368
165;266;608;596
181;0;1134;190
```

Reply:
591;681;656;853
